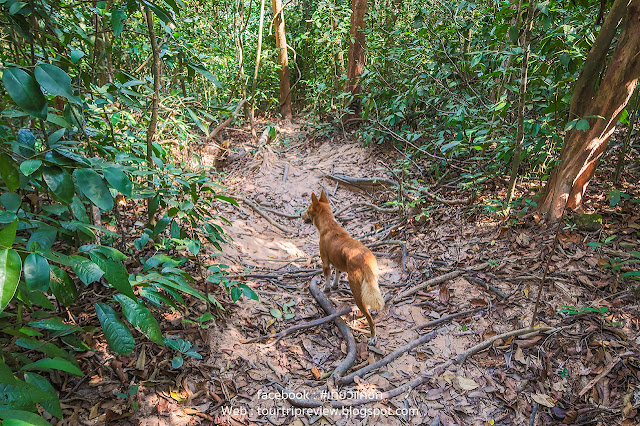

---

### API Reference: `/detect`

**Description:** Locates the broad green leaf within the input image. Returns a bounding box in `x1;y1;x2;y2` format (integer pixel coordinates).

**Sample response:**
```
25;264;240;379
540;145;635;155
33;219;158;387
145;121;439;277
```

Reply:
21;357;83;376
19;159;42;176
187;240;200;256
70;256;104;285
42;166;74;204
27;317;80;334
103;167;133;197
0;248;21;313
24;373;63;419
171;356;183;369
15;337;73;361
0;154;20;192
73;169;113;211
113;294;163;345
0;220;18;247
23;254;50;292
188;65;222;87
576;119;590;131
270;307;282;318
111;8;126;37
508;25;519;44
0;409;53;426
95;302;134;355
34;64;81;104
49;265;77;307
134;233;149;250
15;128;36;157
69;49;85;64
70;195;90;223
141;0;174;23
27;228;57;251
213;195;238;205
90;254;135;299
1;68;47;119
0;193;21;212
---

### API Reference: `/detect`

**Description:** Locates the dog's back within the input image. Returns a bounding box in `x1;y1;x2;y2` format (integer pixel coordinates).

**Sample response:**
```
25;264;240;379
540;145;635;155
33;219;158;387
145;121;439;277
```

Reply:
307;193;385;315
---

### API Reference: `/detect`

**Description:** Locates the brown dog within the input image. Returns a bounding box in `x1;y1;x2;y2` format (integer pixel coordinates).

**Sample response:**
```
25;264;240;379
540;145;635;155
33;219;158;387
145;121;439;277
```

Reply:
302;190;384;344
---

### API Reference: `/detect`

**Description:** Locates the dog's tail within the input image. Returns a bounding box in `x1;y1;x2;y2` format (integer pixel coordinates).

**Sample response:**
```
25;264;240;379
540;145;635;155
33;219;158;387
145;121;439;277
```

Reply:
362;265;384;311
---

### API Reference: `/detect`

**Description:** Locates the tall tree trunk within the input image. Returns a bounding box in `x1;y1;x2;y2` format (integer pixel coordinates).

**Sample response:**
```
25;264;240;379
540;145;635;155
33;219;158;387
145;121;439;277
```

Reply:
144;6;161;222
344;0;367;118
250;0;266;137
272;0;292;119
505;0;536;209
537;0;640;220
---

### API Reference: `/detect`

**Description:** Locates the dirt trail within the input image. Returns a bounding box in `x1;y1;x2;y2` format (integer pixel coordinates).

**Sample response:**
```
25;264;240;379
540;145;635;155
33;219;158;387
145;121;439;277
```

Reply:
190;122;496;425
167;121;637;426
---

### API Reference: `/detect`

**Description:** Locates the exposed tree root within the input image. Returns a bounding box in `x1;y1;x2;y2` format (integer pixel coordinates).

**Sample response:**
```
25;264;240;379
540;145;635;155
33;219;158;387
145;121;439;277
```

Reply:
275;325;555;408
206;100;247;142
334;201;400;217
240;307;354;344
235;196;294;234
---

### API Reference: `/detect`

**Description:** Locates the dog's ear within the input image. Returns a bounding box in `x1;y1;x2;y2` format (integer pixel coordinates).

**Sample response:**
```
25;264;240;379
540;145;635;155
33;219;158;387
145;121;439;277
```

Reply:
319;189;328;203
311;192;318;204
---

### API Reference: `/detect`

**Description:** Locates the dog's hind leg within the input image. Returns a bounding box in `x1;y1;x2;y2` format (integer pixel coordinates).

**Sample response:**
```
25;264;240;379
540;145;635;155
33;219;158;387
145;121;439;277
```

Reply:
331;270;341;289
349;275;377;345
320;252;332;292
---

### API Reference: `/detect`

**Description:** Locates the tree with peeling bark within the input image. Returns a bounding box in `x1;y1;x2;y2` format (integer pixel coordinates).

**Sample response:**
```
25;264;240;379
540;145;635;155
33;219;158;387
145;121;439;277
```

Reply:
536;0;640;220
344;0;367;119
272;0;292;120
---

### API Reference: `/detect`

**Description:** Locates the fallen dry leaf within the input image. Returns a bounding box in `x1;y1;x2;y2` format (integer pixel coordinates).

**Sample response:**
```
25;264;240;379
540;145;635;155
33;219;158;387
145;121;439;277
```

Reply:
532;393;555;407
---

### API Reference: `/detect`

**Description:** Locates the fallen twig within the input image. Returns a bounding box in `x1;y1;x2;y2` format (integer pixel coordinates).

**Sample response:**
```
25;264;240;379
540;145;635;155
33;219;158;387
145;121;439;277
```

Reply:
235;197;294;234
578;356;621;397
325;173;399;189
393;270;465;302
412;308;482;330
308;277;357;385
260;206;301;219
366;240;407;271
419;188;474;206
224;269;321;280
334;202;400;217
337;328;440;385
465;276;508;299
206;100;246;142
275;325;555;408
240;307;354;344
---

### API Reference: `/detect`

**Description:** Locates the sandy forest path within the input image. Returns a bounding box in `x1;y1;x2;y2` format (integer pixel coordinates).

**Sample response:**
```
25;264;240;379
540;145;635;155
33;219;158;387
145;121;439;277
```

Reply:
167;121;639;426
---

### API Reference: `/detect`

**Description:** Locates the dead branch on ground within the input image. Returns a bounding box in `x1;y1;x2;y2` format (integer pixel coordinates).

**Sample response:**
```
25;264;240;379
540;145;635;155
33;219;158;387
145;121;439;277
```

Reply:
235;196;294;234
240;307;354;344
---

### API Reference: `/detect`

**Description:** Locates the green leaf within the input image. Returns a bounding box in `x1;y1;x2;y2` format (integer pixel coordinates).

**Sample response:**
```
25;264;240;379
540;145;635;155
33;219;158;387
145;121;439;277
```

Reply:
186;107;208;134
270;307;282;318
21;357;84;376
1;68;48;119
90;254;135;299
0;409;53;426
113;294;163;345
171;356;183;369
0;249;22;313
576;119;590;131
34;64;81;104
95;302;134;355
69;49;85;64
141;0;174;23
134;233;149;250
0;154;20;192
240;284;258;301
188;65;222;87
49;265;77;307
24;373;63;419
70;256;104;285
19;159;42;176
0;220;18;247
73;169;113;211
27;227;57;251
42;166;75;204
103;167;133;197
0;193;22;212
23;254;50;292
187;240;200;256
213;195;238;205
508;25;519;44
111;7;126;37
